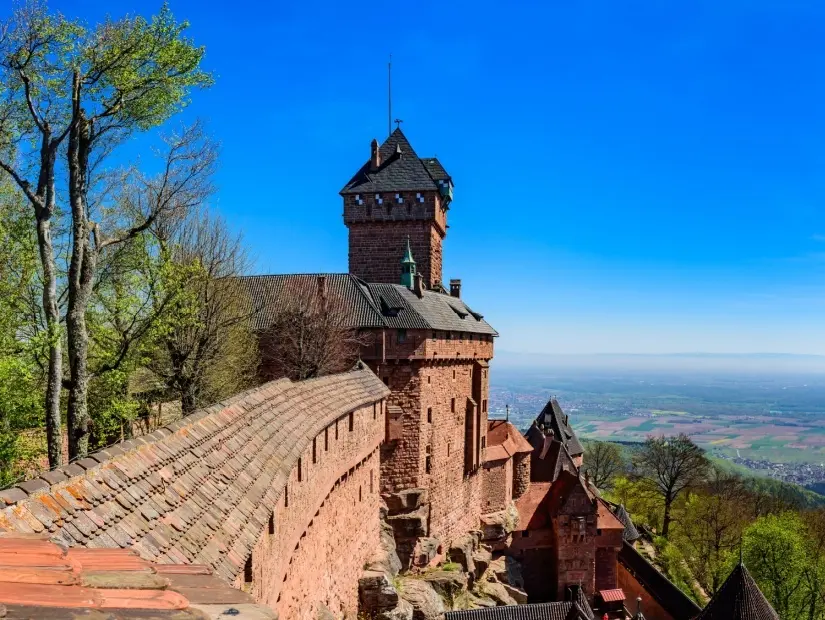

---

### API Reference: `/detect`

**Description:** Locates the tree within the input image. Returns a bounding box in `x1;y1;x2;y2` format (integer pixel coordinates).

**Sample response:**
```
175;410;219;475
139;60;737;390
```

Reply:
675;468;749;596
583;440;625;490
0;2;81;467
743;512;810;619
632;434;709;538
61;5;212;459
260;278;369;382
148;211;258;414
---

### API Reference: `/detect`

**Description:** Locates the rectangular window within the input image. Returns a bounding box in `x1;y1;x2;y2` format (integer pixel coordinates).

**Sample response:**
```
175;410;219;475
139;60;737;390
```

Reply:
425;446;432;474
325;428;329;451
446;331;452;340
451;398;456;413
335;420;339;440
269;514;275;535
349;412;354;432
427;376;431;384
481;436;487;449
397;329;407;343
370;470;374;494
427;407;432;423
312;438;317;464
482;399;488;413
284;483;289;507
297;458;302;482
373;403;377;420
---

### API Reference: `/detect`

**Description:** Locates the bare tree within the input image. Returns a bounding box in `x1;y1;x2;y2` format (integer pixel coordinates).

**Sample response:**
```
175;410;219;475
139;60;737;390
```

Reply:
582;440;625;490
260;278;370;382
148;211;258;414
632;433;709;537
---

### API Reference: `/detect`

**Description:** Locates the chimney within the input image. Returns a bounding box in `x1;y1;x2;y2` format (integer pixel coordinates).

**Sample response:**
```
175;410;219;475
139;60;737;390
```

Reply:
413;272;425;298
449;279;461;298
539;434;554;460
370;139;381;171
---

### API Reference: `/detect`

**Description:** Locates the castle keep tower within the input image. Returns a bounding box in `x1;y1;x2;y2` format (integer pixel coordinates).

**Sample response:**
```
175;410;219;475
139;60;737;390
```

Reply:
340;129;453;288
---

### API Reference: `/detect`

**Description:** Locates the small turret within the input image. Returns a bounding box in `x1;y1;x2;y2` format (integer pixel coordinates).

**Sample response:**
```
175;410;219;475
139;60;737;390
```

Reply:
400;237;417;288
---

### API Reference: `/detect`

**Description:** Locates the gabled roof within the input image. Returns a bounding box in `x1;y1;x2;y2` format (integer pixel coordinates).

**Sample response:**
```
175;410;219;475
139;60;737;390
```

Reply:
534;398;584;456
340;129;450;194
695;562;779;620
549;470;595;516
238;274;498;336
596;498;626;532
526;427;579;483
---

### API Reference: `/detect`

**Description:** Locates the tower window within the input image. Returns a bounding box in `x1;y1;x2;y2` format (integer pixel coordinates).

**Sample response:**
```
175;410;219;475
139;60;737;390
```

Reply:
269;513;275;535
451;398;456;413
297;458;302;482
244;555;253;584
452;369;456;380
349;412;354;431
325;427;329;450
425;445;432;474
359;486;363;502
483;399;488;413
427;407;432;423
284;483;289;507
312;438;317;463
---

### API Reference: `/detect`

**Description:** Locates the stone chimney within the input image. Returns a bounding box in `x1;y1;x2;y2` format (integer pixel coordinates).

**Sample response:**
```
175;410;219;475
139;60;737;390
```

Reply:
413;272;425;298
449;279;461;298
370;139;381;171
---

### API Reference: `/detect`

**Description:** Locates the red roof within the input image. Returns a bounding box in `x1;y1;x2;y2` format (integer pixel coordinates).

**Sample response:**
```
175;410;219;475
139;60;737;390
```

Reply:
599;588;626;602
485;420;533;463
0;534;271;618
514;482;553;529
597;499;625;531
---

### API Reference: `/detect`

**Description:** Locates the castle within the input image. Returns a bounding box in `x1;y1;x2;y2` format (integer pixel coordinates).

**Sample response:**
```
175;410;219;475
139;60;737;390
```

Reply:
0;129;778;620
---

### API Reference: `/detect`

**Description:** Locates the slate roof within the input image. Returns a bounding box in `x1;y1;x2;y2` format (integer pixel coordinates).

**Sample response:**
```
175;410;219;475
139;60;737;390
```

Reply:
612;503;641;542
239;273;498;336
0;367;389;586
444;598;592;620
0;534;272;619
527;430;579;483
695;562;779;620
340;128;450;194
527;398;584;457
237;273;385;331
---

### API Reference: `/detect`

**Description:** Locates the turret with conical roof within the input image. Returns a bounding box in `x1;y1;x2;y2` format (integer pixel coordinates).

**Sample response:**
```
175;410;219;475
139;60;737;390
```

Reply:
695;561;779;620
400;237;416;288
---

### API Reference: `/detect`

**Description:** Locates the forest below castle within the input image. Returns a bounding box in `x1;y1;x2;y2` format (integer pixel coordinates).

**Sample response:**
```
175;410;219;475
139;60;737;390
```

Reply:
584;435;825;620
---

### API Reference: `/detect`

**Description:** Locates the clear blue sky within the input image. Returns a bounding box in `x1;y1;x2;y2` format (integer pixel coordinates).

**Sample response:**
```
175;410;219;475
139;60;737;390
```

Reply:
30;1;825;355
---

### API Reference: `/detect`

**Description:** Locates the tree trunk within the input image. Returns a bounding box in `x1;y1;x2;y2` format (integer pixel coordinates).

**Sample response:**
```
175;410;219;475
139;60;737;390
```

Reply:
66;99;95;460
36;215;63;468
662;494;673;538
34;133;62;468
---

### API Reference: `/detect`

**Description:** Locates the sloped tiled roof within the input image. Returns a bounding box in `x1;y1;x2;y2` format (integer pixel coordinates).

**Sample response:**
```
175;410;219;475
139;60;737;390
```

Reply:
367;283;497;335
515;482;553;530
444;597;593;619
0;534;273;619
612;503;641;542
0;368;389;586
240;273;498;337
485;420;534;463
695;562;779;620
596;498;625;532
237;273;385;331
340;129;449;194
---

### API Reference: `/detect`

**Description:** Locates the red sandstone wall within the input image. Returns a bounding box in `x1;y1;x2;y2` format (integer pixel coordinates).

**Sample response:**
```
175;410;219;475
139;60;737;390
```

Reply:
361;329;495;363
513;453;530;500
244;401;384;620
617;563;675;620
343;191;446;287
482;459;512;513
555;490;598;599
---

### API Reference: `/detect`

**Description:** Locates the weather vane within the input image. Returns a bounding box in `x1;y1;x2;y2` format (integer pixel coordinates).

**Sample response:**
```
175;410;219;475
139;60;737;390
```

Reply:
394;118;403;129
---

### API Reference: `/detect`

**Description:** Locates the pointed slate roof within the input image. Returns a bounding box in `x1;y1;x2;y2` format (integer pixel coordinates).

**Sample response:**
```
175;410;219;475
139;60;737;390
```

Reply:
340;128;450;194
695;562;779;620
613;503;641;542
527;398;584;457
444;595;593;619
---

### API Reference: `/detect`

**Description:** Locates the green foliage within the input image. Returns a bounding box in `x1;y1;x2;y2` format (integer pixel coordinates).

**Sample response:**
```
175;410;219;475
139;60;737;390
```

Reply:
742;512;811;619
652;536;703;605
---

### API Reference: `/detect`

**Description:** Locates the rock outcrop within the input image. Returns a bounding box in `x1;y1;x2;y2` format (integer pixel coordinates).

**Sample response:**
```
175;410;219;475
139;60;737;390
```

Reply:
398;578;446;620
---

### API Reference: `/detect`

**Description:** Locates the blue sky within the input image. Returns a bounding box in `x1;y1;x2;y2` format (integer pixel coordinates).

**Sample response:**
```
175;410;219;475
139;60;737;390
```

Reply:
30;0;825;355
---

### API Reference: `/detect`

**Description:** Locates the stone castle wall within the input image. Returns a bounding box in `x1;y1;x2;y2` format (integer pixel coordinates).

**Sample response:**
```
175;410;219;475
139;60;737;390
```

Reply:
246;401;383;619
482;459;513;514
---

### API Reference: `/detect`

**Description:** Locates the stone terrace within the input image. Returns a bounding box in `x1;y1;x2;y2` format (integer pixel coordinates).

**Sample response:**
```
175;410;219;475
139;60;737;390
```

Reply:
0;367;389;591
